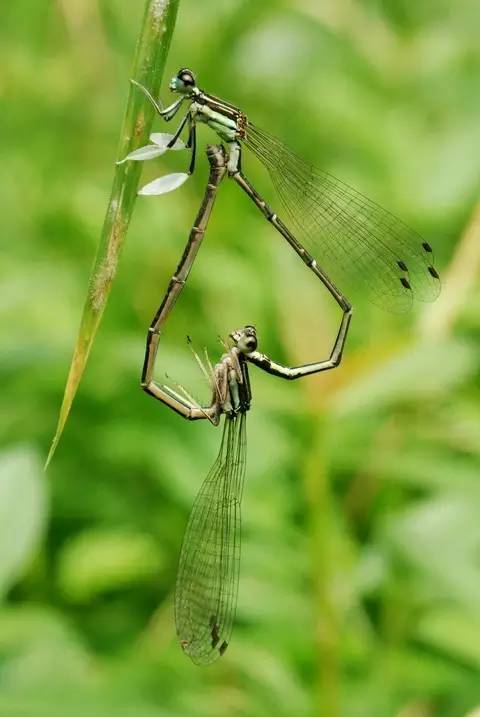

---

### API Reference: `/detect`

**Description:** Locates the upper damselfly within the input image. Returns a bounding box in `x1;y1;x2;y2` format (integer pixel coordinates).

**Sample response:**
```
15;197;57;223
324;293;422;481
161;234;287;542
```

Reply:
121;68;441;314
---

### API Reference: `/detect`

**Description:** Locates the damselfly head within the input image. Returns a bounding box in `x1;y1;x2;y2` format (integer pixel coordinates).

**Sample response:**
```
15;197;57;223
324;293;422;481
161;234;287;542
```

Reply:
170;68;197;94
230;325;257;354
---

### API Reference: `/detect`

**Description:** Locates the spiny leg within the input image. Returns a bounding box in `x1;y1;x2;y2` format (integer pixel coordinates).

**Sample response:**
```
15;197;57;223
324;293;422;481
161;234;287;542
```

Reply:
167;111;190;148
186;121;197;176
143;328;217;421
131;79;185;121
131;78;197;188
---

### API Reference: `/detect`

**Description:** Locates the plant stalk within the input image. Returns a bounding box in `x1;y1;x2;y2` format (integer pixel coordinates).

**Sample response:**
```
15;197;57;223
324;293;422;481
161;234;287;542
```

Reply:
46;0;181;468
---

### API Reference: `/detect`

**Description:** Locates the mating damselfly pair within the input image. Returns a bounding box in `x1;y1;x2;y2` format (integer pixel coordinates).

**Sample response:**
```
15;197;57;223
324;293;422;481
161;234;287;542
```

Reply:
124;70;440;665
141;146;351;664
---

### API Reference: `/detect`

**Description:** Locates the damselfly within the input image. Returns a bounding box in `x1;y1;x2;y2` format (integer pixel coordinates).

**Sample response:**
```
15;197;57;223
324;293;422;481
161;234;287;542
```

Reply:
141;145;351;665
144;320;350;665
122;69;440;314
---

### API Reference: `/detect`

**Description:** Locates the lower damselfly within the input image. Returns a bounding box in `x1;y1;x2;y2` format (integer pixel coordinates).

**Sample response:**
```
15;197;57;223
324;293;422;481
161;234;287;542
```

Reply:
144;320;350;665
141;145;351;664
122;68;441;314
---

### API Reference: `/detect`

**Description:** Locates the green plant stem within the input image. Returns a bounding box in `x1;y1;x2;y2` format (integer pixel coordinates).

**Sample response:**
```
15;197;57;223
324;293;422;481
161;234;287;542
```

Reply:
304;415;341;717
46;0;181;468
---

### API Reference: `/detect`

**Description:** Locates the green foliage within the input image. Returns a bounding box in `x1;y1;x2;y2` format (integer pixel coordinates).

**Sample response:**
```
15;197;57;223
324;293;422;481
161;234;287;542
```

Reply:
0;448;47;597
2;0;480;715
57;528;165;603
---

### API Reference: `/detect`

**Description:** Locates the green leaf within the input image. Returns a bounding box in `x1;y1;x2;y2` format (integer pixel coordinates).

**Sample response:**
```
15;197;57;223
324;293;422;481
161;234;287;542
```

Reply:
0;447;47;598
0;606;93;688
416;608;480;669
57;529;164;603
45;0;181;468
385;493;480;609
332;339;476;415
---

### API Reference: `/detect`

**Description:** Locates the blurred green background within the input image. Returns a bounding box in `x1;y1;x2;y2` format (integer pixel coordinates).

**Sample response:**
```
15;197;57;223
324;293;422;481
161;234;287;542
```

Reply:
2;1;480;715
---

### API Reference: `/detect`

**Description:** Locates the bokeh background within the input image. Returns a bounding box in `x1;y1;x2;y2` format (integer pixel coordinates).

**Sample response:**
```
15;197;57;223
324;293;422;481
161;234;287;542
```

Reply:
2;1;480;715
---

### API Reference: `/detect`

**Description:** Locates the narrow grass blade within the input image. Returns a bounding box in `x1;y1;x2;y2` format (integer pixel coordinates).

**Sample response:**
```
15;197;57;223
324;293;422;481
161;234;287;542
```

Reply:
45;0;181;468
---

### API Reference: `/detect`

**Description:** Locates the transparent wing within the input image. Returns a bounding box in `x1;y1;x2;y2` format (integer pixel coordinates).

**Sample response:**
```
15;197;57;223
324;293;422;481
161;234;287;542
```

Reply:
174;413;246;665
245;123;441;313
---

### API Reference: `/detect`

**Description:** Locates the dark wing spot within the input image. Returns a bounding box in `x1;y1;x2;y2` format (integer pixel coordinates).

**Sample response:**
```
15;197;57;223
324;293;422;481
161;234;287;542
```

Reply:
428;266;440;279
397;260;408;272
400;277;411;290
422;242;433;253
210;621;220;648
219;641;228;656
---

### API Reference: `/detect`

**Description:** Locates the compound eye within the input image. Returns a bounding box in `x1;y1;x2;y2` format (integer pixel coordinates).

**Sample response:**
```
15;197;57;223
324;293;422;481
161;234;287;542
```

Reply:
179;69;195;86
245;337;257;351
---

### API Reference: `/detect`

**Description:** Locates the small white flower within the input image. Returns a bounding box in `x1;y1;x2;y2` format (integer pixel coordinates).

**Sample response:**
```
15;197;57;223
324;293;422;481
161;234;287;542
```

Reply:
116;133;185;165
116;144;167;164
116;133;190;196
138;172;189;196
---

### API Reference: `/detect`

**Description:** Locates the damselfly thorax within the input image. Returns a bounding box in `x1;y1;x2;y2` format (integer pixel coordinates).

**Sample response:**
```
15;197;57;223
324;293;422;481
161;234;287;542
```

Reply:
208;326;254;420
190;92;247;144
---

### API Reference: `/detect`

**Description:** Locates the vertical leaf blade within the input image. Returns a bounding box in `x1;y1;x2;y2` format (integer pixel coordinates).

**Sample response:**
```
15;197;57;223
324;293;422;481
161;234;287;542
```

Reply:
46;0;181;468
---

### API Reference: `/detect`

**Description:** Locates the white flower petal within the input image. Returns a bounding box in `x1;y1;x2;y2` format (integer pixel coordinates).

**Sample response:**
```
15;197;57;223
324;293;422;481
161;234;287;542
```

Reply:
150;133;185;151
116;144;166;165
138;173;190;196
